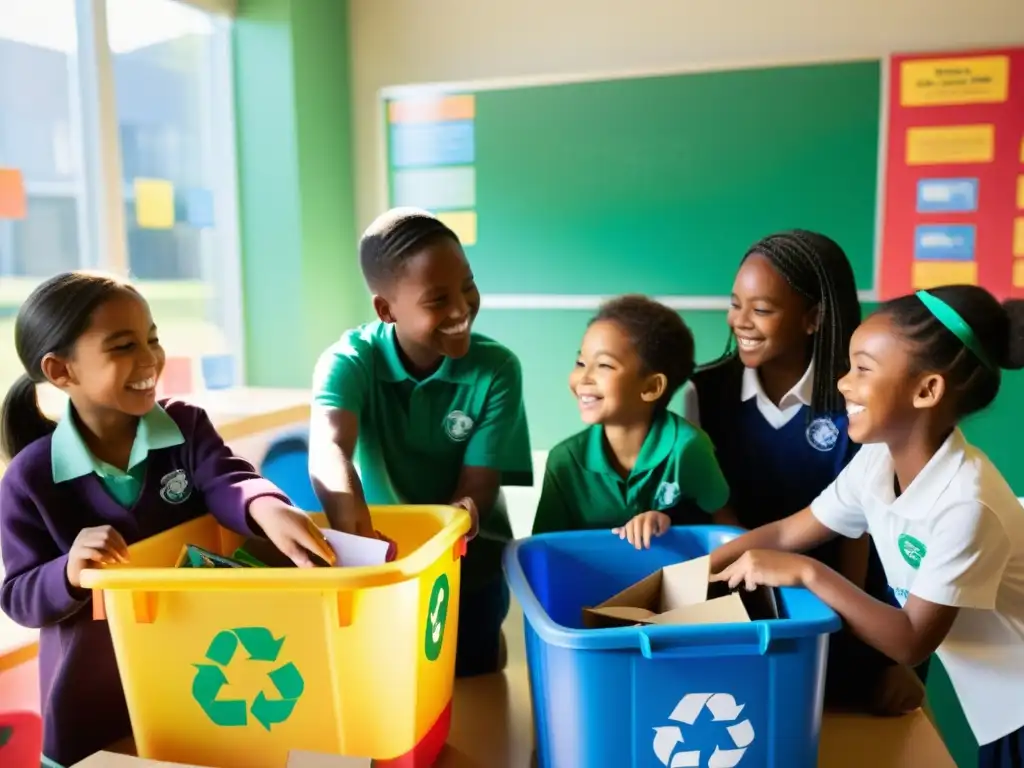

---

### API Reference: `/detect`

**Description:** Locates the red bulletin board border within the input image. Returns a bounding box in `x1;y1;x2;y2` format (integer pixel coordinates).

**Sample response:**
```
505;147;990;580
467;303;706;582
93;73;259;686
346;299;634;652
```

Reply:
878;46;1024;301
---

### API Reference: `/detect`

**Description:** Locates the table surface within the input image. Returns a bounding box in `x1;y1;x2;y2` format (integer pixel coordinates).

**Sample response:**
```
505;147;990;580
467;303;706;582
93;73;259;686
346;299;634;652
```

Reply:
96;602;957;768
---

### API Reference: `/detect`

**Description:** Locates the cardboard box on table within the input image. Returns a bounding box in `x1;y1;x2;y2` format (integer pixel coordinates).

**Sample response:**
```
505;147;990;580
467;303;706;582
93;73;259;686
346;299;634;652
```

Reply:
582;554;779;628
71;749;370;767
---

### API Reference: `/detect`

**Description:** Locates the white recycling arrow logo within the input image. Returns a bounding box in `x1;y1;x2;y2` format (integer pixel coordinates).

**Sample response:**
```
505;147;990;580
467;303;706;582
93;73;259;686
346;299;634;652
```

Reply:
652;693;755;768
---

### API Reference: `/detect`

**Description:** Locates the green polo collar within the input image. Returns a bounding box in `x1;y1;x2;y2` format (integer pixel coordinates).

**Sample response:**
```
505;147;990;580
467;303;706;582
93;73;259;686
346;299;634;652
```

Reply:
374;321;476;384
51;400;185;483
583;409;678;477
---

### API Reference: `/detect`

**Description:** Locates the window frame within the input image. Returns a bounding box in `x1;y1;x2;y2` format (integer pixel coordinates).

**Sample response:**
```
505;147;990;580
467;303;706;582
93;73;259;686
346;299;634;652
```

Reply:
62;0;246;379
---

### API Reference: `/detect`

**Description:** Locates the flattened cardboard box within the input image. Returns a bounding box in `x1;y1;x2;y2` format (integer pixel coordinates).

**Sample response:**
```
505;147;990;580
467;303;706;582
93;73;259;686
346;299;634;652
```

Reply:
71;750;371;767
583;554;779;628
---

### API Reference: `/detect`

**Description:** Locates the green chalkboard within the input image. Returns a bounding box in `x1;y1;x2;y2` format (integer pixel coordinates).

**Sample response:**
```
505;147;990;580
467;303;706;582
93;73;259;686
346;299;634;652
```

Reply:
385;59;882;296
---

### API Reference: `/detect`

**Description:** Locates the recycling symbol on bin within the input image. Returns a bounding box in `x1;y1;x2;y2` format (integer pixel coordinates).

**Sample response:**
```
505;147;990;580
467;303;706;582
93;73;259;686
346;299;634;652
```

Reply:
653;693;755;767
192;627;304;731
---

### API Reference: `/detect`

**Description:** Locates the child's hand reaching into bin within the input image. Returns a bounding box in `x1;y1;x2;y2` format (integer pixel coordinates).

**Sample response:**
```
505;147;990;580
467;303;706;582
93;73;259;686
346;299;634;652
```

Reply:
613;511;671;550
452;496;479;541
249;498;337;568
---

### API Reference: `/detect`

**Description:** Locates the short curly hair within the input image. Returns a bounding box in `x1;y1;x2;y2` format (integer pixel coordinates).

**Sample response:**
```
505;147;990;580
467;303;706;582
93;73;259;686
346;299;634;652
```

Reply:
590;294;695;409
359;207;459;291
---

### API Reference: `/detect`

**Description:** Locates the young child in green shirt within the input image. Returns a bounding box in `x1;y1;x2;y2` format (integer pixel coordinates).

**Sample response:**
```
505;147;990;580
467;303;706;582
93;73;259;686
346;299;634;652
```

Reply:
532;295;730;546
308;208;533;677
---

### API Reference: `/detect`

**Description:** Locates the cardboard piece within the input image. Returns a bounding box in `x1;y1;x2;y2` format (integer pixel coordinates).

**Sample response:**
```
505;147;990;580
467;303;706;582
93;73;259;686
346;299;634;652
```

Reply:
72;750;371;767
583;555;779;629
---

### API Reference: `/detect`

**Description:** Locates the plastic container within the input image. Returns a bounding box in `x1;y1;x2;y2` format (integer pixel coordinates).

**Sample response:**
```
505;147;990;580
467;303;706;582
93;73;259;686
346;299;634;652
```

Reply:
81;506;471;768
503;527;842;768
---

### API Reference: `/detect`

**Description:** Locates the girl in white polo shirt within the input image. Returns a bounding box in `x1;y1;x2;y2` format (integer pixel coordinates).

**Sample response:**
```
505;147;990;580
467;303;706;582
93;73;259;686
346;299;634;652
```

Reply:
709;284;1024;767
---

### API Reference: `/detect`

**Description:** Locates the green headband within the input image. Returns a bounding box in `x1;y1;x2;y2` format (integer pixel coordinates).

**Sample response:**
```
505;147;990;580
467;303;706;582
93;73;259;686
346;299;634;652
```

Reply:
915;290;995;371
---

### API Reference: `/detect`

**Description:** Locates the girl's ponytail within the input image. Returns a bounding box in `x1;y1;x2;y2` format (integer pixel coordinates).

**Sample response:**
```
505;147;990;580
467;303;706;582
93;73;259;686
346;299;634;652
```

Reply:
998;299;1024;371
0;373;56;460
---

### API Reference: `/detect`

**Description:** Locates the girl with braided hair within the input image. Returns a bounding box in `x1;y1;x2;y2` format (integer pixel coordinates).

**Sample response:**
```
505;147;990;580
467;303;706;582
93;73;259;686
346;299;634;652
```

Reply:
682;230;924;715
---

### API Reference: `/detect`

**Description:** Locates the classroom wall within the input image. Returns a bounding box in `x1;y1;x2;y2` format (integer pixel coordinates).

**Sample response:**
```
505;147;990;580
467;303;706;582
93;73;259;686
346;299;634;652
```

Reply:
347;0;1024;486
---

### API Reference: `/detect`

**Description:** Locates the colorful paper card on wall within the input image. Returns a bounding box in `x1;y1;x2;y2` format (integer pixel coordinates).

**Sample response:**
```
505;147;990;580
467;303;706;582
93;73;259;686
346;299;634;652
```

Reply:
1017;176;1024;210
900;55;1009;107
913;260;978;289
879;46;1024;300
0;168;27;220
159;356;194;396
388;94;475;124
906;125;995;166
916;178;979;213
200;354;236;390
134;178;175;229
393;166;476;210
914;224;976;261
1015;218;1024;258
390;120;475;168
183;188;215;228
1015;260;1024;289
436;210;478;246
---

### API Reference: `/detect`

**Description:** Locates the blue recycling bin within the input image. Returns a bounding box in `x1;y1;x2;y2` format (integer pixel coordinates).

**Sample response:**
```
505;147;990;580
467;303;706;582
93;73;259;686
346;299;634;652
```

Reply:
503;527;842;768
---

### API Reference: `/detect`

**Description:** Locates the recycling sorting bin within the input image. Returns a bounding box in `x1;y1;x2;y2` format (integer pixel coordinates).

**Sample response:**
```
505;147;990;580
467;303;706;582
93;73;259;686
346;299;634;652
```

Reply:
503;527;842;768
81;506;471;768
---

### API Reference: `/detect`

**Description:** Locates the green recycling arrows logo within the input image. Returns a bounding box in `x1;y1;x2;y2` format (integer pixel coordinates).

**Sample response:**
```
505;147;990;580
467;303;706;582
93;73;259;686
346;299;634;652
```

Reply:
424;573;449;661
192;627;304;731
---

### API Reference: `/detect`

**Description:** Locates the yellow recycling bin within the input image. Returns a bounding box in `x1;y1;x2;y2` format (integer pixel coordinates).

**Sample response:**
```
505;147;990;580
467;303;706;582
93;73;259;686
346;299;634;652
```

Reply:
80;505;471;768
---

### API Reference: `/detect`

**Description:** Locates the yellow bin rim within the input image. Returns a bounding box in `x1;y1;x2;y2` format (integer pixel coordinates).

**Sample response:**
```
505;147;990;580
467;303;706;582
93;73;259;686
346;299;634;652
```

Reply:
80;505;472;592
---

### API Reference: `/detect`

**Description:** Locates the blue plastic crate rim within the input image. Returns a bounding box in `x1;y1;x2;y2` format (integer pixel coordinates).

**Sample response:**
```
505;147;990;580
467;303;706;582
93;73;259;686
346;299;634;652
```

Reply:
503;527;842;659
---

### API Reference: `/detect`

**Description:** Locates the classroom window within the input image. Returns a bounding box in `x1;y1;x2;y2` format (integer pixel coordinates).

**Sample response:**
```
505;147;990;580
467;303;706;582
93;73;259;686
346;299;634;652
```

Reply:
0;0;243;402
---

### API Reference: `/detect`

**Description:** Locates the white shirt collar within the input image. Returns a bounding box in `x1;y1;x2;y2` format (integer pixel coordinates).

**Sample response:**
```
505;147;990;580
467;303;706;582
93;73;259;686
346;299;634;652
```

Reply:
740;361;814;429
867;428;967;519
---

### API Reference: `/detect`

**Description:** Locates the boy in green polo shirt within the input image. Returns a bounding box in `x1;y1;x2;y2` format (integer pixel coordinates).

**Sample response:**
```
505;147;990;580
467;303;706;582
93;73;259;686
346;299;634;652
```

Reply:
532;295;730;547
309;207;533;677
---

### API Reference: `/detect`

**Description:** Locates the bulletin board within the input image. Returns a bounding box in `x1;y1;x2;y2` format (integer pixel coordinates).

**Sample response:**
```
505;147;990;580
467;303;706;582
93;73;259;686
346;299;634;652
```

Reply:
381;59;883;301
878;46;1024;300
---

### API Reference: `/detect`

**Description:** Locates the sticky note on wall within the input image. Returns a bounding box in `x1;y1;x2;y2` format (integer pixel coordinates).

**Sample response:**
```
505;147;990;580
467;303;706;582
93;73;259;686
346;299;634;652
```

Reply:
912;260;977;289
134;178;175;229
1015;261;1024;289
200;354;236;390
906;125;995;166
159;357;194;396
388;95;475;124
0;168;27;219
1017;176;1024;210
1015;218;1024;258
900;56;1009;107
393;166;476;210
184;188;215;228
436;211;477;246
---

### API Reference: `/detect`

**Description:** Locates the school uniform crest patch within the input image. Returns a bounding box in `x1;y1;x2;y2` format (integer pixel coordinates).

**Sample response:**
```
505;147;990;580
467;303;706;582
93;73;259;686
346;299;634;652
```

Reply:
443;410;474;442
159;469;192;504
805;417;839;452
654;481;681;510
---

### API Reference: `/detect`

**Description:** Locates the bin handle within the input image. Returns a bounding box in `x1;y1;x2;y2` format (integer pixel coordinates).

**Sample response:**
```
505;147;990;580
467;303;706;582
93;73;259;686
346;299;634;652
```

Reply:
637;624;772;660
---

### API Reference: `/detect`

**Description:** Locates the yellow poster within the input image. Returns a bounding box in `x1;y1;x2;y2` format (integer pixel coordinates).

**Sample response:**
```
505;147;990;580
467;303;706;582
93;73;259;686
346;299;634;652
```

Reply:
901;56;1009;107
1015;218;1024;258
436;210;477;246
906;125;995;166
1018;176;1024;210
913;260;977;290
1015;261;1024;290
134;178;175;229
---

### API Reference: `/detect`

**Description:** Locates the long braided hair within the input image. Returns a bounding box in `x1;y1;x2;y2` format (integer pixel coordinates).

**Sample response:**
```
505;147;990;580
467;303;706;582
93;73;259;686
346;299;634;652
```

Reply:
702;229;862;418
